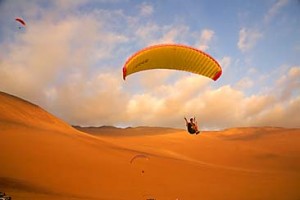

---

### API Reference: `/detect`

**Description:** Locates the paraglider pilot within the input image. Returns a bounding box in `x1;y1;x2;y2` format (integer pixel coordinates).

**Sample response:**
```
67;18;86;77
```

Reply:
184;117;200;134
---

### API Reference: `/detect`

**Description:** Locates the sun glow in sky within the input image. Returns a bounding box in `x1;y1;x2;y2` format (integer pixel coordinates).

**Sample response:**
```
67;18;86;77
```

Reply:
0;0;299;129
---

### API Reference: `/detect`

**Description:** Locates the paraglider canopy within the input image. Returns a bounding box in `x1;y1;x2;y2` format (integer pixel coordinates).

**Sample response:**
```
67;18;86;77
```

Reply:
123;44;222;81
15;18;26;26
130;154;149;164
130;154;149;174
15;17;26;29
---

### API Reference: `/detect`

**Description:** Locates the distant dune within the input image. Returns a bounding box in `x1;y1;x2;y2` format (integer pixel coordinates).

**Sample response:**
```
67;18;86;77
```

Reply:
74;125;183;136
1;91;300;200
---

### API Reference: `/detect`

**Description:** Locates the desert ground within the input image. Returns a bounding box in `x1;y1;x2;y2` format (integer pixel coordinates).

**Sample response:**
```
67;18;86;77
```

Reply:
0;91;299;200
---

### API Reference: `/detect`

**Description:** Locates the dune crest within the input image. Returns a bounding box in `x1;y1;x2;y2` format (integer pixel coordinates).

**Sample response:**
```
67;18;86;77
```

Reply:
0;92;73;132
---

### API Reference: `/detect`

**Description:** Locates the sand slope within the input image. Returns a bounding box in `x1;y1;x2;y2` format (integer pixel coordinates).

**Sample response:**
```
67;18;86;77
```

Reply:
1;91;300;200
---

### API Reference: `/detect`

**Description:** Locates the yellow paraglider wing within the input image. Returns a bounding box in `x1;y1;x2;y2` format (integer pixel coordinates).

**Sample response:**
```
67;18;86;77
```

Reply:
123;44;222;81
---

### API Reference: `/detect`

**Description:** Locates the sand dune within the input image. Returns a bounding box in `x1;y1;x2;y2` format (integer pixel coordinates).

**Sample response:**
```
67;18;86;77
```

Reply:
1;91;300;200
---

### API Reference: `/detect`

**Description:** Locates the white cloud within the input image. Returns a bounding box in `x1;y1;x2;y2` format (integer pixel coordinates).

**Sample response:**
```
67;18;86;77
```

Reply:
219;56;231;71
150;24;190;45
238;28;263;52
264;0;289;24
242;95;276;118
133;22;191;46
157;27;184;44
138;2;154;16
247;67;257;74
196;29;215;51
252;97;300;128
135;22;158;37
0;1;128;111
288;67;300;78
46;70;129;126
276;66;300;101
137;70;177;91
235;77;254;90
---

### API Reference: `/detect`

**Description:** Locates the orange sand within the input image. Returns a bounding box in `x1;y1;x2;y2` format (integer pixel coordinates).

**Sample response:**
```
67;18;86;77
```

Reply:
0;91;299;200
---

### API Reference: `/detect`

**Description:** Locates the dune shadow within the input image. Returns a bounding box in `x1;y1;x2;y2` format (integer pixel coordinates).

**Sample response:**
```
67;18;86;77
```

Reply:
0;177;91;199
0;177;51;194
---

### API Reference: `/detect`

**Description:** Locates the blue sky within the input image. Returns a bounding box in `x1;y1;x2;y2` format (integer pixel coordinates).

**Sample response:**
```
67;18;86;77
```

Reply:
0;0;299;130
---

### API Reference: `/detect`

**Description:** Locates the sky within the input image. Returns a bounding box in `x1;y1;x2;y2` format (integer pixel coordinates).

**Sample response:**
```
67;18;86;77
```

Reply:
0;0;299;130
